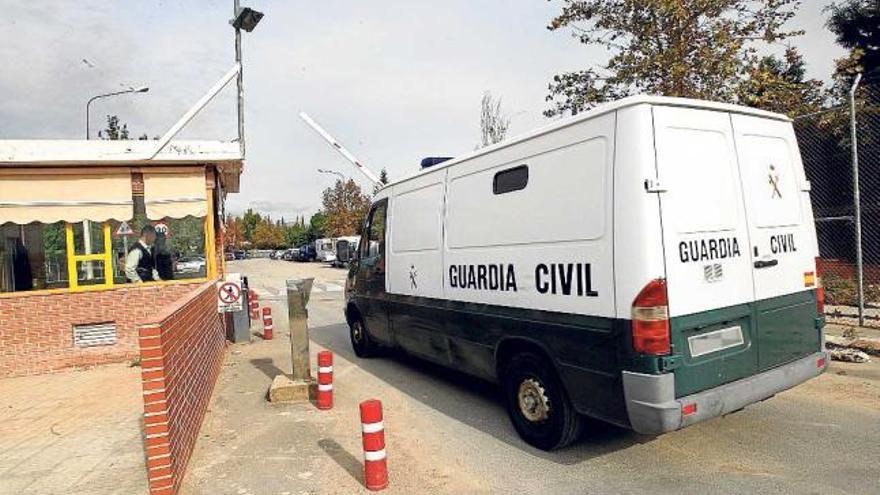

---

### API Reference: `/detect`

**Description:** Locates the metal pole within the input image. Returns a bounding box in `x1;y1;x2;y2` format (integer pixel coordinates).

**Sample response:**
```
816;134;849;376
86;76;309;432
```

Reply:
850;73;864;326
83;220;94;279
234;0;245;158
318;169;346;180
85;88;149;140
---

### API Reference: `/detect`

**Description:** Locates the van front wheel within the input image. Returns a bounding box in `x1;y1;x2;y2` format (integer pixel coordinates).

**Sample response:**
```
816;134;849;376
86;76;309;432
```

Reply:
502;352;582;451
349;317;378;358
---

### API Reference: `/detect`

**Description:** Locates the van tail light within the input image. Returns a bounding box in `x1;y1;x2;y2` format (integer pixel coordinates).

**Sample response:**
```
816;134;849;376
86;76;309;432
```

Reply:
632;278;671;355
815;256;825;315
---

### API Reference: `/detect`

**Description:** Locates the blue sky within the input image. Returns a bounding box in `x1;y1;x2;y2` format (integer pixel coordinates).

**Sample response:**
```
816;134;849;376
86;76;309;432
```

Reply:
0;1;846;220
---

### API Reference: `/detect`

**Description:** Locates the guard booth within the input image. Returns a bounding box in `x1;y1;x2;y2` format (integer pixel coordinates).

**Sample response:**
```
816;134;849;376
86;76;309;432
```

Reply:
0;139;242;377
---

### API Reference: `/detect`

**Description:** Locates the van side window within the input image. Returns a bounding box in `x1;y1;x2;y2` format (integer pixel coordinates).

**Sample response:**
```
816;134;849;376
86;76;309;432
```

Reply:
361;201;387;259
493;165;528;195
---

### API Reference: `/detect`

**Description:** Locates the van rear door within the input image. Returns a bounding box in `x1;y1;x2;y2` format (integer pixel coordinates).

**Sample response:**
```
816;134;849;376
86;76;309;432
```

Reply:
652;106;759;396
731;114;820;370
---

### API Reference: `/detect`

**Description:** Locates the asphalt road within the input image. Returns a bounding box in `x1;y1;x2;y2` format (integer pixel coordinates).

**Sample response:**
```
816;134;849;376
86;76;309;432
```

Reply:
184;259;880;495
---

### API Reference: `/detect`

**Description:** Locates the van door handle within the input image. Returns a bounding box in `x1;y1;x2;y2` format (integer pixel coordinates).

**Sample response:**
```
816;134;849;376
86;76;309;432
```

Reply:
754;259;779;269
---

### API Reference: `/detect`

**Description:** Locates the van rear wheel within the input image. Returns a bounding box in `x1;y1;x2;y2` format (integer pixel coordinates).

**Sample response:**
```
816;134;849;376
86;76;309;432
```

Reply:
349;317;378;358
502;352;582;451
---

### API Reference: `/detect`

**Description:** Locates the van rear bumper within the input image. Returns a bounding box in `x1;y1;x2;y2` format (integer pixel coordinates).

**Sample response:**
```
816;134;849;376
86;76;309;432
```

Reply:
622;351;828;435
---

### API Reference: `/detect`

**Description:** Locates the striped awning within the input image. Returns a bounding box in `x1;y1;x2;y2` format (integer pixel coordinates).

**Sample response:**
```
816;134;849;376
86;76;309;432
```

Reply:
0;169;133;224
144;168;207;220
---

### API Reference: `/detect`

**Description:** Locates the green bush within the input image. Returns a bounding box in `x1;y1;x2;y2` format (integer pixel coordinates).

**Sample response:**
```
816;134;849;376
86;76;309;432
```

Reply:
823;272;880;306
824;272;857;306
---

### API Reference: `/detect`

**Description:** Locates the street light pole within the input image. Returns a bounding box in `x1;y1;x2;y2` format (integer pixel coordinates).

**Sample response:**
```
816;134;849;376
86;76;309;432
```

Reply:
317;168;346;181
229;2;263;158
234;0;245;158
83;85;148;280
85;87;149;139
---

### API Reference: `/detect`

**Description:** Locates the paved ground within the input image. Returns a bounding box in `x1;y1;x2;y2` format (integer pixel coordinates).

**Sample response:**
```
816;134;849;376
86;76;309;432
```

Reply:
0;363;148;495
183;259;880;495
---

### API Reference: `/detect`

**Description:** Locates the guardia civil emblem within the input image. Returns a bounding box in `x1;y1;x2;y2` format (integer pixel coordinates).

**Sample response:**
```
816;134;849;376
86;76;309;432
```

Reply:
409;264;419;290
768;164;782;199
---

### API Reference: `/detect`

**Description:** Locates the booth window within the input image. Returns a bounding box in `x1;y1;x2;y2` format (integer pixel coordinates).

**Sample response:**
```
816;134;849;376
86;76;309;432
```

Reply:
68;221;112;288
0;168;215;295
110;217;208;283
0;222;69;293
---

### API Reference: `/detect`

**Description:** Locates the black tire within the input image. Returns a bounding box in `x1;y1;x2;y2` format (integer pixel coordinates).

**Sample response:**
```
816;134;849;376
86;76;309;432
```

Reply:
502;352;582;451
349;316;378;358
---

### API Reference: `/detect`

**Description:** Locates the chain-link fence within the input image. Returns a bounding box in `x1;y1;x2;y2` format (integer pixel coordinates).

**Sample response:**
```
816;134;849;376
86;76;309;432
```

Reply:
794;77;880;327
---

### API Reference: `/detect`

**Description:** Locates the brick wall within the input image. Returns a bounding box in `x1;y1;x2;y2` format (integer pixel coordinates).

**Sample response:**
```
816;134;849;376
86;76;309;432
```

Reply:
138;280;226;495
0;282;203;378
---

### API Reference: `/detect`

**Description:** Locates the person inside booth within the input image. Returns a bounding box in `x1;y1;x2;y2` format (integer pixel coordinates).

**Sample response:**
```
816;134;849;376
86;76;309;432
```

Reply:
154;230;175;281
125;225;161;283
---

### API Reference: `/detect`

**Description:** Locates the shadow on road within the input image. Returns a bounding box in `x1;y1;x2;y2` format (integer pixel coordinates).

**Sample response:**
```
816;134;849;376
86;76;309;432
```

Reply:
249;358;285;380
309;323;649;466
318;438;363;485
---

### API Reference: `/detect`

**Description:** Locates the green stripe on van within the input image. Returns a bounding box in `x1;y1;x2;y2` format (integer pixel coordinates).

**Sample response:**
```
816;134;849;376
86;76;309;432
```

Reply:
669;290;821;398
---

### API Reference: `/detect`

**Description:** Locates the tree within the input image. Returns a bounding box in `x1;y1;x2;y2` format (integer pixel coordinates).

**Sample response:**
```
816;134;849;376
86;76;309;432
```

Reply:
545;0;802;116
252;221;284;248
240;208;261;243
224;216;244;250
480;91;510;147
736;47;825;116
321;179;372;237
827;0;879;81
308;211;327;241
98;115;130;140
374;168;390;194
284;223;309;247
165;217;205;257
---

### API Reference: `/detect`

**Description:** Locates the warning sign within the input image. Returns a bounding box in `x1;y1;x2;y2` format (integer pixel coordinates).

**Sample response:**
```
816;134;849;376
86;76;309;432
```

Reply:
153;221;170;236
217;274;243;313
114;221;134;236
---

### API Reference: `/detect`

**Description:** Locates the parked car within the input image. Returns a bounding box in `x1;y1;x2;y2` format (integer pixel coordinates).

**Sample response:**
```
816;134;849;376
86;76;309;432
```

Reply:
295;244;317;262
224;252;235;261
233;250;246;260
282;248;299;261
175;256;206;276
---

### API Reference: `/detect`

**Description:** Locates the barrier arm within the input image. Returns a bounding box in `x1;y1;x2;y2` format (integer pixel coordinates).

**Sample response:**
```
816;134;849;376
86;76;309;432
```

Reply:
298;112;381;185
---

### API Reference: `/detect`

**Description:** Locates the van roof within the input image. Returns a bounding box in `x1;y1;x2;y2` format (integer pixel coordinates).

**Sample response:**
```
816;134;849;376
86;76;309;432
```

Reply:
380;95;790;191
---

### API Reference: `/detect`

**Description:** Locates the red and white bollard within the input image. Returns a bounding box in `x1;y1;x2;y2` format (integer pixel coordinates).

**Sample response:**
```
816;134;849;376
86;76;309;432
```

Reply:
249;291;260;320
261;306;273;340
359;399;388;491
317;351;333;410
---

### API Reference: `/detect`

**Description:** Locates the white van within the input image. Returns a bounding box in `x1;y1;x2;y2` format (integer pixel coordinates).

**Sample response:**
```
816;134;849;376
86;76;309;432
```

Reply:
334;235;361;267
315;238;337;263
344;96;827;450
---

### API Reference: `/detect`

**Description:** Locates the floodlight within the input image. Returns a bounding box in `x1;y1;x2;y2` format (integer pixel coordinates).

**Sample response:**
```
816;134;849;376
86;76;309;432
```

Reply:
231;7;264;32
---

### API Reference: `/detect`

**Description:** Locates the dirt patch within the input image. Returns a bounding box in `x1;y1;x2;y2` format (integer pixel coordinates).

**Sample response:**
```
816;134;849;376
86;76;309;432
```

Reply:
784;361;880;413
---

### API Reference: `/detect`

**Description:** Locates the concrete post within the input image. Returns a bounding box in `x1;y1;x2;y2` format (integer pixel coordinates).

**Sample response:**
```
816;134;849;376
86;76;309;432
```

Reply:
287;278;314;379
268;278;315;403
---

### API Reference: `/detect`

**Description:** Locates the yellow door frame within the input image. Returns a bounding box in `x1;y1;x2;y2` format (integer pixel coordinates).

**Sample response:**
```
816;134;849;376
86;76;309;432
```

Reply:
204;186;218;279
65;223;113;292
